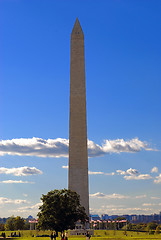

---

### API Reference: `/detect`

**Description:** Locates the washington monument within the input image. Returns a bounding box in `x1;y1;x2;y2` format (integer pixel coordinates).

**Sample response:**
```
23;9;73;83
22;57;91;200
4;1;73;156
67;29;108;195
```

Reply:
69;18;89;217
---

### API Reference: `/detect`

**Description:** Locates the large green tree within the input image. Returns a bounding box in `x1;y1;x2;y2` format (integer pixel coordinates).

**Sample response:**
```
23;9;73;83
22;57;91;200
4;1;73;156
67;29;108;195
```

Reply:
37;189;88;232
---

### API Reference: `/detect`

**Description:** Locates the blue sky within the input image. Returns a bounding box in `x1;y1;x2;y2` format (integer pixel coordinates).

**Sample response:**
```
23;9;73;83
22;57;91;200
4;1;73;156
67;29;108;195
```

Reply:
0;0;161;217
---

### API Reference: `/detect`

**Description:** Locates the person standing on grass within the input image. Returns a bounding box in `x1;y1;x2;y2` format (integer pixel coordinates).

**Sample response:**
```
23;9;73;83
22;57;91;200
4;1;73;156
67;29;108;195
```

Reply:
65;231;68;240
53;232;56;240
61;232;65;240
86;231;91;240
2;233;6;238
50;232;54;240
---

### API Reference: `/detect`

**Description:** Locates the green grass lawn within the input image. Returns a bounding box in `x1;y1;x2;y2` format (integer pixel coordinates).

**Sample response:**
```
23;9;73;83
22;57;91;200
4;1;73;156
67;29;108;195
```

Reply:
0;230;161;240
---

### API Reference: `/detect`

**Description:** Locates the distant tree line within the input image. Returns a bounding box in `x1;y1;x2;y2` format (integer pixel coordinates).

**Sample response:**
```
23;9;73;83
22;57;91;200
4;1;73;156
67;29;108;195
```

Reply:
90;218;161;234
0;216;30;231
122;222;161;234
0;215;161;235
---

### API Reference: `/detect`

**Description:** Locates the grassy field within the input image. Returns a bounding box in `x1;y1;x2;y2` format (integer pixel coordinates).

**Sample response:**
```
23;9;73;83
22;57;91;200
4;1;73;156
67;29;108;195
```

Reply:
0;230;161;240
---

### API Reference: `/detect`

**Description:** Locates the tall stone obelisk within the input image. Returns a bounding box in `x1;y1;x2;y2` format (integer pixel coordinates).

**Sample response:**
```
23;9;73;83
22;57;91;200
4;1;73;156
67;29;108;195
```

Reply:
69;18;89;217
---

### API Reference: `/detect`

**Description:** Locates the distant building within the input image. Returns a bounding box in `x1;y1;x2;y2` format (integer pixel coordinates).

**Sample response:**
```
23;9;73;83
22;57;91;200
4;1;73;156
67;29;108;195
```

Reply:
89;214;100;221
101;214;109;220
108;215;119;220
29;219;38;230
89;212;161;224
26;215;34;222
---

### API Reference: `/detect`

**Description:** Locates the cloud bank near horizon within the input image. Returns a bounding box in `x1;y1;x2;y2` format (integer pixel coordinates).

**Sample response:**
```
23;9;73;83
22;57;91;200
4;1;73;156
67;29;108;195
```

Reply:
0;197;28;205
10;202;42;213
90;206;153;215
0;137;155;158
89;192;147;199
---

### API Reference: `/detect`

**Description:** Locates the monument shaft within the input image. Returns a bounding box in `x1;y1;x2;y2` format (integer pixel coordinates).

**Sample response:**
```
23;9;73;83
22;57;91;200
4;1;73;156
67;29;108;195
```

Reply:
69;18;89;216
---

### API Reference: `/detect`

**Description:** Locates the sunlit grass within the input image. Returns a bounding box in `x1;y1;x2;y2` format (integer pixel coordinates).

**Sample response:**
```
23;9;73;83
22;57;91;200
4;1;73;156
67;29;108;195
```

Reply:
0;230;161;240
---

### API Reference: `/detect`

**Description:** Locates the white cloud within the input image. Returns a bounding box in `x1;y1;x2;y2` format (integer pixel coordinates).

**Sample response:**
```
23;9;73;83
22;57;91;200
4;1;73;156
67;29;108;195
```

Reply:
154;174;161;184
62;166;68;169
117;168;139;176
150;196;160;200
105;172;115;176
89;171;104;175
90;192;106;198
89;171;115;176
0;138;69;158
11;202;42;213
143;203;161;206
62;166;115;176
142;203;156;206
101;204;125;208
90;192;147;199
90;206;153;215
126;168;139;175
0;166;42;176
151;167;158;173
118;207;152;212
124;174;152;180
0;180;34;184
0;197;28;204
0;137;155;158
23;194;28;197
116;170;126;175
135;194;147;199
90;192;130;199
64;165;153;182
117;168;152;181
101;138;155;154
88;140;104;157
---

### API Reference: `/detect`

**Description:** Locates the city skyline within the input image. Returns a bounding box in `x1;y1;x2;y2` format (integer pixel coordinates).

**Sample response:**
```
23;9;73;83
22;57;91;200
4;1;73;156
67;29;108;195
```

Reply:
0;0;161;217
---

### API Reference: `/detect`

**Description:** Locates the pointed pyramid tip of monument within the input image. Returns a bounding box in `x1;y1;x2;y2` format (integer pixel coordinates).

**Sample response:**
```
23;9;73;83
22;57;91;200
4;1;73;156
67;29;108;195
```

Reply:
75;17;79;23
71;17;84;36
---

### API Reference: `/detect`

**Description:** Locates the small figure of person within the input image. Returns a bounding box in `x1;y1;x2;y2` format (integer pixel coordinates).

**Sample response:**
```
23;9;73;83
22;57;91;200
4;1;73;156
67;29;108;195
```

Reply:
61;232;65;240
50;232;54;240
19;232;21;238
2;233;5;238
53;232;56;240
86;231;91;240
65;232;68;240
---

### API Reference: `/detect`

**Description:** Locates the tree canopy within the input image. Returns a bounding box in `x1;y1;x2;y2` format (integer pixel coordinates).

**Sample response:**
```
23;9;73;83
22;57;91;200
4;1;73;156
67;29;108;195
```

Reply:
5;216;25;231
147;222;158;231
37;189;88;232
